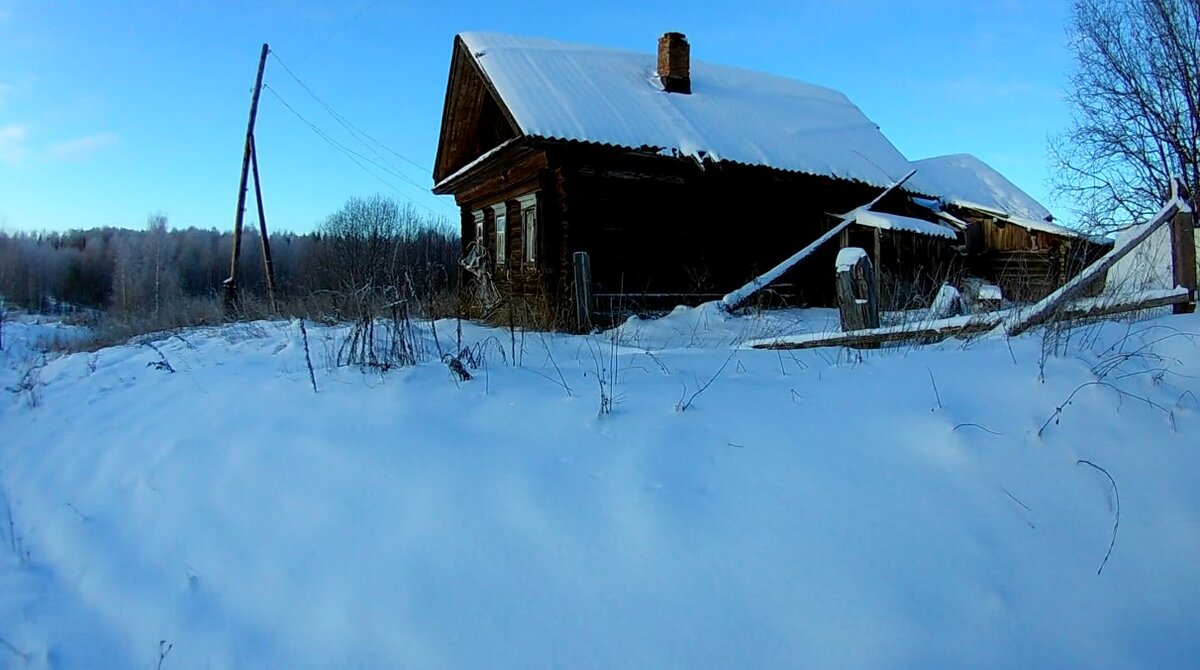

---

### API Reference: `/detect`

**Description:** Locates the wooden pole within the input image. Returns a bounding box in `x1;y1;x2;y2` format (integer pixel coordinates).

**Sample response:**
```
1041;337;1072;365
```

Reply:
249;134;278;313
224;42;270;309
720;169;915;311
1170;204;1196;314
872;227;882;304
573;251;593;332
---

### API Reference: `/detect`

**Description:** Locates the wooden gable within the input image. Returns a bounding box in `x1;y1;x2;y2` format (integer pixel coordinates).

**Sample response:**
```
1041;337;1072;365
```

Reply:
432;36;523;184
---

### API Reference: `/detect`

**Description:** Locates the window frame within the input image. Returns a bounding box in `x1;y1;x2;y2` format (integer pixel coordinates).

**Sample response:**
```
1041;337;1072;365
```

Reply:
517;193;538;266
472;210;485;249
491;203;507;265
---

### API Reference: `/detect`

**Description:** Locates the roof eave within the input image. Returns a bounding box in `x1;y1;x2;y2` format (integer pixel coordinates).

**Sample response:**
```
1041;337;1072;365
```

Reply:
431;137;526;195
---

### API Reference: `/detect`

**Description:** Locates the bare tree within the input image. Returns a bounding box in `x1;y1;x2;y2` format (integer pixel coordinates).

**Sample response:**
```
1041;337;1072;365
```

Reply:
317;195;403;294
1052;0;1200;231
147;213;168;319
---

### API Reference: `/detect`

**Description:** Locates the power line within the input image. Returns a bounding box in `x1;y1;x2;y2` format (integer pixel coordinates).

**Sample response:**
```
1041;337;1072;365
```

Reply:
269;49;433;178
294;0;385;63
262;84;453;218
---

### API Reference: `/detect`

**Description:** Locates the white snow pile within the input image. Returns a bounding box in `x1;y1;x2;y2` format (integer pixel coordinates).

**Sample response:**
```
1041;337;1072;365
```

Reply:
835;246;868;271
929;284;964;318
3;307;1200;668
460;32;916;189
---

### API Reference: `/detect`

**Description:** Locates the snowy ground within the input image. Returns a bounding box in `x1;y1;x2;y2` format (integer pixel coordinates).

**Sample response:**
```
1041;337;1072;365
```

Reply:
2;304;1199;668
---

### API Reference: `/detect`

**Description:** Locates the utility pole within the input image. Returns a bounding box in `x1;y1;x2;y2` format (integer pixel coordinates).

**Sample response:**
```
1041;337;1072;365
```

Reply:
224;42;270;310
250;134;279;312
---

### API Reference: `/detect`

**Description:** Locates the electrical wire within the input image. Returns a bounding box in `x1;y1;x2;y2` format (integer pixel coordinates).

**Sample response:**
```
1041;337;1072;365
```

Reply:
262;84;453;218
269;49;433;178
293;0;386;62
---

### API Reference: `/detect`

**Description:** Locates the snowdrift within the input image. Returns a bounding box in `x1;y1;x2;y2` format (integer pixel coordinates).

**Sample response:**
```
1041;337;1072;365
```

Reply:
2;306;1199;668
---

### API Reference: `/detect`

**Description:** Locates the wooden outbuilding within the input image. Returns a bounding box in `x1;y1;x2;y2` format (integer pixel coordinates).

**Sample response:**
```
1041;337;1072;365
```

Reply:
911;154;1112;300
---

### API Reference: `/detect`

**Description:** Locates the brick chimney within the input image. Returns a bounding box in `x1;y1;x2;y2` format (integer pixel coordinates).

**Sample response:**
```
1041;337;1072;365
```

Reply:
657;32;690;94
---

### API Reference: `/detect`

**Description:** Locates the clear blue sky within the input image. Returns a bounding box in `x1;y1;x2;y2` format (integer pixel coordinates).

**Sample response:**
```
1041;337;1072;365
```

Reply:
0;0;1074;233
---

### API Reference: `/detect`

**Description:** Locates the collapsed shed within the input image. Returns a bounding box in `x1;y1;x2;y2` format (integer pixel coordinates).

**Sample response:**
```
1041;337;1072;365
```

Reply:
911;154;1113;300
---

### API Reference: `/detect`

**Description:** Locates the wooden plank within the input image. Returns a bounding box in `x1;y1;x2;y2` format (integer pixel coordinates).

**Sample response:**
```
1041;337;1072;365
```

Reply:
872;227;882;303
719;170;916;312
752;316;1000;350
751;289;1190;351
573;251;593;332
1171;206;1197;314
998;193;1186;337
1058;289;1191;322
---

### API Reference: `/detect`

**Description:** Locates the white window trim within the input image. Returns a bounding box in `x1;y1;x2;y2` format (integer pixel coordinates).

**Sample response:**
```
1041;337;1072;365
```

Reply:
472;210;485;248
517;193;537;265
492;203;507;265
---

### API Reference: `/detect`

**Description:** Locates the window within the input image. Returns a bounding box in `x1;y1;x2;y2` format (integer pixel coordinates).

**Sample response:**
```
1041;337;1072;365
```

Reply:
492;204;507;265
518;193;537;265
473;210;485;247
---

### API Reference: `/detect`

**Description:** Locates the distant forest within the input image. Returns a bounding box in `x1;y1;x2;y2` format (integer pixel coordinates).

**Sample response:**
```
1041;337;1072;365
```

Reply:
0;197;461;325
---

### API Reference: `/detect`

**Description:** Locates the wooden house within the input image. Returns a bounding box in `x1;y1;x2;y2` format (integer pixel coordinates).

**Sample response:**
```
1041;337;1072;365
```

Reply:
432;31;958;322
911;154;1112;300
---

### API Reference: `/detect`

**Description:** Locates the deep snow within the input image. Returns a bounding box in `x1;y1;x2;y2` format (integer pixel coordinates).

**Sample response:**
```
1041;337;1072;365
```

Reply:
2;305;1199;668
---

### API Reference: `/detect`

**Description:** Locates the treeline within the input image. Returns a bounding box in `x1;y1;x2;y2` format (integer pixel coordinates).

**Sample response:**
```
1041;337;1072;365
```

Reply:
0;196;461;325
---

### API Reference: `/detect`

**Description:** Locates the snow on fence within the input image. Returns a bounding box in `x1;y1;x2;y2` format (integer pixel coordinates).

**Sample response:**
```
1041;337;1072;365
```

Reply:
749;180;1196;351
995;186;1193;337
748;288;1191;350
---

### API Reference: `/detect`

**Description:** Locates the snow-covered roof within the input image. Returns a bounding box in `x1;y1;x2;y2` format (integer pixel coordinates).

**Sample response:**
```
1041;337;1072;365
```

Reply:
854;210;958;240
459;32;918;189
911;154;1052;222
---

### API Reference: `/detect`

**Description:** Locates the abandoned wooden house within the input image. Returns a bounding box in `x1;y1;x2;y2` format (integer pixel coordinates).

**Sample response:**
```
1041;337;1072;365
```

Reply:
431;31;960;321
911;154;1112;300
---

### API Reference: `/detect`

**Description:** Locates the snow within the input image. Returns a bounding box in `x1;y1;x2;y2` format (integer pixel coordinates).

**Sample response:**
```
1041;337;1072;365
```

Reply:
912;154;1107;242
976;282;1004;301
835;246;868;270
745;312;995;348
855;210;958;240
911;154;1053;222
1071;286;1191;311
3;307;1200;668
433;138;516;190
1108;219;1199;294
930;284;963;318
460;32;917;189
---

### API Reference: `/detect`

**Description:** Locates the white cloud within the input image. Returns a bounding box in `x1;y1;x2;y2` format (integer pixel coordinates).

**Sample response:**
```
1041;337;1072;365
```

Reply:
46;132;118;162
0;124;28;165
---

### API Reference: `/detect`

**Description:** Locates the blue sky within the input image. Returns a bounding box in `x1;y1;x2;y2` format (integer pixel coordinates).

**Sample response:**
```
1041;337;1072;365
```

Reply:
0;0;1074;233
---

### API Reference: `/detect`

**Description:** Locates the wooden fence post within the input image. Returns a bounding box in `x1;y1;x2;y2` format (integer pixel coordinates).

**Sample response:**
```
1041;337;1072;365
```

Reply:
835;247;880;331
1170;205;1196;314
573;251;593;332
873;228;883;305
